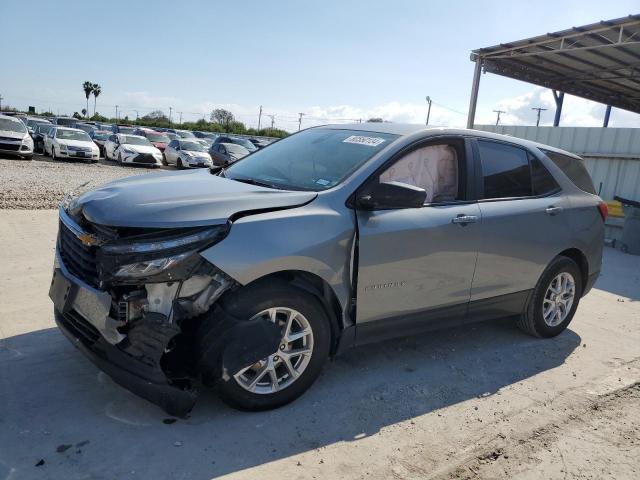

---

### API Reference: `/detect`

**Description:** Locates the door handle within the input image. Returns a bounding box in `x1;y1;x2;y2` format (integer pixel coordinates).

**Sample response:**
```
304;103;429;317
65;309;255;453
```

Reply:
545;206;563;216
452;214;478;225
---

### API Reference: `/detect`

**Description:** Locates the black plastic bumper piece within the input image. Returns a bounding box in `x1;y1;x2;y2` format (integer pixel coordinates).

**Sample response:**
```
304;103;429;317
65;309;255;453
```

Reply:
55;309;197;417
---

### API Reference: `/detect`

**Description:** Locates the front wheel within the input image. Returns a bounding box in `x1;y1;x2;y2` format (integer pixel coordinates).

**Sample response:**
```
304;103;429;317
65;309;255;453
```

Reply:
177;158;184;169
51;147;56;161
203;282;331;411
517;256;582;338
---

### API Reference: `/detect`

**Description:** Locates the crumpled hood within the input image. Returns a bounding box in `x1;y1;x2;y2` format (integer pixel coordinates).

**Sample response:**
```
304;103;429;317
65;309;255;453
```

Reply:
76;169;317;228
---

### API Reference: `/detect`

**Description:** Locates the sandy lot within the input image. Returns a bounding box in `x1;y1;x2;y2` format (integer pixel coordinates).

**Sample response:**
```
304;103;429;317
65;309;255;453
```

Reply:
0;210;638;480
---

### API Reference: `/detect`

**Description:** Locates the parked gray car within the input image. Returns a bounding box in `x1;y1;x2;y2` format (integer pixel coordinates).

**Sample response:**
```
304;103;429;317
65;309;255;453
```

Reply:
49;123;605;415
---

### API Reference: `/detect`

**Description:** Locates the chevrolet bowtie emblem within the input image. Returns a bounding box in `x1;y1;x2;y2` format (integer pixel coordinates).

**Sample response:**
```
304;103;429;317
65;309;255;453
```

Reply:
77;233;100;247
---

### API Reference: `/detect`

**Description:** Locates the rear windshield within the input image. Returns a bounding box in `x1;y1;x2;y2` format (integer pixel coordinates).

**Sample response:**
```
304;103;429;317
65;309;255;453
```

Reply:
226;128;398;191
146;133;170;143
543;150;596;195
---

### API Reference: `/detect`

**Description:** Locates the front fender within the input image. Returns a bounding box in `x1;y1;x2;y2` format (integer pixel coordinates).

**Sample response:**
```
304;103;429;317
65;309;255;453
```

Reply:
200;202;356;313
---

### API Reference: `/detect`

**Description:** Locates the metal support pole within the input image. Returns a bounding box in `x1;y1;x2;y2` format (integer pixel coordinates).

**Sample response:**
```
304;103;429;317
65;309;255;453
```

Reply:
466;56;482;129
552;90;564;127
603;105;612;127
258;105;262;131
425;96;432;126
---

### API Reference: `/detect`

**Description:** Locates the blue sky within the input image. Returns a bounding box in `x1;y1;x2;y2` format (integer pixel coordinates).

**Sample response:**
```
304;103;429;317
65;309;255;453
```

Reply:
1;0;639;130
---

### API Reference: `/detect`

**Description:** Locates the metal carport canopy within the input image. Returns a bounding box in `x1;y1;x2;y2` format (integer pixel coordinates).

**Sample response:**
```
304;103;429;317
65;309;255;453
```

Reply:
466;15;640;128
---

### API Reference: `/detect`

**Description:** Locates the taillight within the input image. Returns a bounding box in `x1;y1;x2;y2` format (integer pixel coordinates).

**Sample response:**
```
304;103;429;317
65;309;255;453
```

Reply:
597;201;608;221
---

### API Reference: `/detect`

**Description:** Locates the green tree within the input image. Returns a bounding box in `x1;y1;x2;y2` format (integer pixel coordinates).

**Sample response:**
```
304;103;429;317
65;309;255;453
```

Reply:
210;108;234;130
72;112;83;119
92;84;101;116
367;117;383;122
82;81;93;118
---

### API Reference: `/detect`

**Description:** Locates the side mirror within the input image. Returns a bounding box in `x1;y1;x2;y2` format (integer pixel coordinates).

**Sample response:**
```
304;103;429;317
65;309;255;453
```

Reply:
357;181;426;210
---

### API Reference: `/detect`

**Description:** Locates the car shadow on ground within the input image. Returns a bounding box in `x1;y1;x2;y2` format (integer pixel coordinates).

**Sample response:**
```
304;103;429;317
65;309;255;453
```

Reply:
0;318;580;479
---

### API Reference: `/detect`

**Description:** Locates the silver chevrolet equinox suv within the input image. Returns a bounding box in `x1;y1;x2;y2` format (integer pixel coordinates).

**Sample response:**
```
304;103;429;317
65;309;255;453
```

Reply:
50;123;606;415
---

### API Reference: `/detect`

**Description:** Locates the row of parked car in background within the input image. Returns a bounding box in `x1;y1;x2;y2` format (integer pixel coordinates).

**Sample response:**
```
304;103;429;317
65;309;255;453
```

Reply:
0;112;277;168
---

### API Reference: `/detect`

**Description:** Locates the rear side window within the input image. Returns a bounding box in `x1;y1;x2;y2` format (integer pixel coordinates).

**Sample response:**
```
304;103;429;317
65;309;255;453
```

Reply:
477;141;531;198
542;150;596;194
530;155;560;196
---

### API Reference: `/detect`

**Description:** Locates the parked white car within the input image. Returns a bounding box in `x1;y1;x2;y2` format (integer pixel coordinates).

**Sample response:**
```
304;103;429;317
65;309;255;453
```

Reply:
43;127;99;162
104;134;163;167
163;138;213;169
0;114;34;159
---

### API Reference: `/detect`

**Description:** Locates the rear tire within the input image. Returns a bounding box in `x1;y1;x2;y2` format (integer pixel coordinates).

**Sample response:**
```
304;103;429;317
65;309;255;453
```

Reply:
202;281;331;411
177;158;184;169
51;148;56;161
517;256;583;338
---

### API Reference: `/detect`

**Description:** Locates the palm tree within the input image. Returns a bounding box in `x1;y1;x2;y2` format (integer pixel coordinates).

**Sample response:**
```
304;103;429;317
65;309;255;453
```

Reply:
92;83;101;117
82;81;93;118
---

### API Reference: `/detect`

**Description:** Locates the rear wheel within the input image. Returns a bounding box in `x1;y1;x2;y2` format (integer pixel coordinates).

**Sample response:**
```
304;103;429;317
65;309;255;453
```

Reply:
517;256;582;338
204;282;331;411
51;147;56;161
177;158;184;169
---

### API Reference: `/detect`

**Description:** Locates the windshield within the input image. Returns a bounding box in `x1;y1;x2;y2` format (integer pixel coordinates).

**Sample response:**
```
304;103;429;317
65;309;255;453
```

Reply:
57;129;91;141
118;127;136;134
226;128;397;191
121;135;152;146
176;130;195;138
230;137;257;151
146;133;170;143
56;118;77;126
0;117;27;133
27;119;50;128
225;144;249;156
180;141;205;152
165;133;179;141
92;131;110;140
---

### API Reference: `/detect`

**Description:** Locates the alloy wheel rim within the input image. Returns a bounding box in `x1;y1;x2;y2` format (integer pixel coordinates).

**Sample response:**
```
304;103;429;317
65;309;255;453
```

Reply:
542;272;576;327
234;307;314;394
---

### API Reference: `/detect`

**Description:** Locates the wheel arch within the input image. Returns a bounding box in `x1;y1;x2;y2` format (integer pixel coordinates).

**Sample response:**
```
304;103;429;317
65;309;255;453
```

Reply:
557;248;589;295
237;270;346;355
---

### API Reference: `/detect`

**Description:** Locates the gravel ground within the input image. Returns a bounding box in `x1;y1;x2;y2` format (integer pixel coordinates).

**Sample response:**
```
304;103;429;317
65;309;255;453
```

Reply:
0;154;169;209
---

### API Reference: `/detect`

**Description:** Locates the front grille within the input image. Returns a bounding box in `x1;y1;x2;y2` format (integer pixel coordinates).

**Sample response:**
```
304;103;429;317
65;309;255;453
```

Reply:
58;220;100;287
0;136;20;141
0;143;20;151
68;146;92;152
133;153;158;164
61;309;101;344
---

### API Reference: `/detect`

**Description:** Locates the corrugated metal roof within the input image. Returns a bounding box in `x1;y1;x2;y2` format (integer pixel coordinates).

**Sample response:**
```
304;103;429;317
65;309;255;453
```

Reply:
472;15;640;114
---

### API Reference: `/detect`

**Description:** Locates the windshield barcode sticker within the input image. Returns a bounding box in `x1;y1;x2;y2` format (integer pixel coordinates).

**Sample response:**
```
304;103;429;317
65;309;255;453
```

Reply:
343;135;386;147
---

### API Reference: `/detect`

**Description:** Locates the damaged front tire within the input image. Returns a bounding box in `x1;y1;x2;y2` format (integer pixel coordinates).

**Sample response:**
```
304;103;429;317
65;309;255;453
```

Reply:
199;281;331;411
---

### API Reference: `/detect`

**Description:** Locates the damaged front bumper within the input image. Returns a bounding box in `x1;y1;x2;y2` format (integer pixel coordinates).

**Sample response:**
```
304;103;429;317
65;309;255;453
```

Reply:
51;252;200;416
49;207;240;416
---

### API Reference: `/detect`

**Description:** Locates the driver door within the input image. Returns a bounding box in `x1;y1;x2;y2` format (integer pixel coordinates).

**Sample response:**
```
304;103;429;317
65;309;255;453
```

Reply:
355;137;481;344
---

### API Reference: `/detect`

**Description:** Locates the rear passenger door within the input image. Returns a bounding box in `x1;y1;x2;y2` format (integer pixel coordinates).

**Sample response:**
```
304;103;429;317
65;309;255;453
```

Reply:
469;139;570;318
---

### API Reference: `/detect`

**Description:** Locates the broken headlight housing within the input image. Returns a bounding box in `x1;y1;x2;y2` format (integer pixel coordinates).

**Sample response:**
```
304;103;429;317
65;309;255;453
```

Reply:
101;225;229;282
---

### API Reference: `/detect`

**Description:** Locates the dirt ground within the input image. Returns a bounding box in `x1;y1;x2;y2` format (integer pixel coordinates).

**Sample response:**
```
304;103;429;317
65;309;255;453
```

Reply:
0;209;639;480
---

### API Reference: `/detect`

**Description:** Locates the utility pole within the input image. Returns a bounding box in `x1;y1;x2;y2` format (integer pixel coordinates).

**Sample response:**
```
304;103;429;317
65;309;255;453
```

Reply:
493;109;505;126
115;105;119;122
532;107;547;127
425;96;432;126
169;107;173;126
257;105;263;131
267;115;275;129
134;110;139;121
298;112;305;131
0;93;3;112
178;112;183;124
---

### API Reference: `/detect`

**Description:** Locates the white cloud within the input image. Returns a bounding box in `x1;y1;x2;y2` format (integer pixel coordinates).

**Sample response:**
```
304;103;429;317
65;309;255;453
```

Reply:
476;87;640;128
